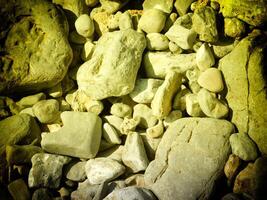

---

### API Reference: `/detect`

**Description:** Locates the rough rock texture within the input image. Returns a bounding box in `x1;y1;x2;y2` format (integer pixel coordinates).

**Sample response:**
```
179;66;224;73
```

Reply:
174;0;195;16
77;29;146;100
0;0;73;94
219;34;267;154
145;118;234;200
143;0;173;14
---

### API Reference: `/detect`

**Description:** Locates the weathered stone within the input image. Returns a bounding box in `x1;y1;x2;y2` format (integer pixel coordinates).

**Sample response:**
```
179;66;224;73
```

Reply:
41;111;102;159
143;0;174;14
168;41;183;54
71;179;98;200
174;13;193;29
146;33;169;51
151;71;182;118
97;145;124;162
103;123;122;144
32;188;53;200
147;120;164;138
110;103;132;118
91;10;110;36
133;104;158;128
81;40;95;61
163;13;178;33
212;40;236;58
0;0;73;94
107;11;122;30
140;133;161;161
100;0;129;14
145;118;234;200
224;154;242;183
224;18;246;38
186;68;202;93
47;83;63;98
119;11;133;30
65;161;87;182
16;92;46;108
174;0;195;16
125;174;145;187
8;179;30;200
19;107;35;117
122;132;149;173
198;68;224;93
138;9;166;33
144;51;197;79
28;153;71;188
196;43;215;71
186;93;203;117
120;117;140;135
75;14;95;38
230;132;258;161
173;85;191;111
103;115;124;135
77;29;146;100
163;110;183;127
85;158;125;184
192;6;218;43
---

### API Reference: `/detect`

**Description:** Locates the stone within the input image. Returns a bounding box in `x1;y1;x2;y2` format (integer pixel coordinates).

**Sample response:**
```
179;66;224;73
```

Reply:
0;114;41;154
186;68;202;93
8;179;30;200
32;188;53;200
219;0;267;27
224;18;246;38
224;154;242;183
165;24;197;50
133;104;158;128
85;158;125;184
230;132;258;161
129;79;163;104
86;0;99;7
146;33;169;51
144;51;197;79
219;34;267;154
81;40;95;61
174;0;195;16
0;0;73;94
192;6;218;43
186;93;203;117
172;85;191;111
65;161;87;182
140;133;161;161
71;179;98;200
110;103;132;118
103;123;122;144
163;110;183;127
143;0;174;14
41;111;102;159
103;115;124;135
28;153;71;188
32;99;60;124
97;145;124;162
122;132;149;173
77;29;146;100
119;11;133;30
69;30;87;44
174;13;193;29
145;118;234;200
91;10;111;36
151;71;182;118
103;186;157;200
138;9;166;33
146;120;164;138
197;68;224;93
169;41;183;54
107;11;122;30
47;83;63;98
125;174;145;187
16;92;46;108
212;40;236;58
163;13;178;33
19;107;35;117
100;0;128;14
120;117;140;135
196;43;215;71
233;157;267;199
198;88;229;119
75;14;95;38
6;144;43;165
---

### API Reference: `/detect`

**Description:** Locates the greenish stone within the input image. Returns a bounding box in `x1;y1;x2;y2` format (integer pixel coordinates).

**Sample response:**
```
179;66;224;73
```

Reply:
16;92;46;108
224;18;246;38
100;0;129;14
143;0;174;14
174;0;195;16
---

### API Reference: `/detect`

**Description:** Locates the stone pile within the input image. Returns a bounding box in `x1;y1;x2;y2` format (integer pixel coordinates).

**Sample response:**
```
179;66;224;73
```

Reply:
0;0;267;199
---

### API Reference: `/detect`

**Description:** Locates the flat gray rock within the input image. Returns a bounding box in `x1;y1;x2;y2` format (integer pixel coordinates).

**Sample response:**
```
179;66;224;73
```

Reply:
144;117;234;200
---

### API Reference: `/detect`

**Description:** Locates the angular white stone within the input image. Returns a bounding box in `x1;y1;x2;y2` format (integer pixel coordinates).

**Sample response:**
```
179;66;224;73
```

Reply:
186;94;203;117
133;104;158;128
81;40;95;61
103;123;122;144
146;33;169;51
196;43;215;71
119;11;133;30
103;115;124;135
75;14;95;38
147;120;164;138
110;103;132;118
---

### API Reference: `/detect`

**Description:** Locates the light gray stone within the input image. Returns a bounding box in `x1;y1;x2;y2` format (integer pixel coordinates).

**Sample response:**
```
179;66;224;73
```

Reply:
145;118;234;200
110;103;132;118
163;110;183;127
196;43;215;71
143;0;174;14
146;33;169;51
119;11;133;30
140;133;161;161
133;104;158;128
65;161;87;182
103;123;122;144
77;29;146;100
186;94;203;117
103;115;124;136
75;14;95;38
174;0;195;16
146;120;164;138
172;85;191;111
41;111;102;159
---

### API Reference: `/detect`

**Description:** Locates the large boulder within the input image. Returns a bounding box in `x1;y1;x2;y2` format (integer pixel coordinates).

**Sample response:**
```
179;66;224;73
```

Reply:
219;33;267;155
144;118;234;200
77;29;146;100
0;0;73;94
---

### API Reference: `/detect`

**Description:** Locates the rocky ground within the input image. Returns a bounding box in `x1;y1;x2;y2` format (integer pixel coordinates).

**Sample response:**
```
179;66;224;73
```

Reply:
0;0;267;199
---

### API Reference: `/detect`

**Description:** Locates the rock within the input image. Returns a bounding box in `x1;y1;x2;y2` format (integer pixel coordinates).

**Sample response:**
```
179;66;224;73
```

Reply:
186;68;202;93
165;24;197;50
230;132;258;161
16;92;46;108
138;9;166;33
5;144;43;165
151;71;182;118
145;118;234;200
144;51;197;79
196;43;215;71
174;12;193;29
224;154;242;183
110;103;132;118
69;30;87;44
186;93;203;117
224;18;246;38
133;104;158;128
0;114;41;154
107;11;122;30
75;14;95;38
85;158;125;184
77;29;146;100
197;68;224;93
120;117;140;135
65;161;87;182
32;99;60;124
41;111;102;159
174;0;195;16
8;179;30;200
163;110;183;127
125;174;145;187
103;115;124;135
122;132;149;173
173;85;191;111
219;0;267;27
0;0;73;94
169;41;183;54
219;34;267;154
233;157;267;199
47;83;63;98
140;133;161;161
28;153;71;188
146;33;169;51
129;78;163;104
97;145;124;162
198;88;229;119
163;13;178;33
143;0;174;14
103;123;122;144
100;0;128;14
212;40;236;58
71;179;98;200
86;0;99;7
103;186;157;200
147;120;164;138
119;11;133;30
81;40;95;61
192;6;218;43
32;188;53;200
91;10;111;36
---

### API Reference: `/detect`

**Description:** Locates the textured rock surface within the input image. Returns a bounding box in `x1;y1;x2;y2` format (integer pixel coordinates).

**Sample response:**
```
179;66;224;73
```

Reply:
145;118;234;200
143;0;173;14
0;0;73;94
77;29;146;100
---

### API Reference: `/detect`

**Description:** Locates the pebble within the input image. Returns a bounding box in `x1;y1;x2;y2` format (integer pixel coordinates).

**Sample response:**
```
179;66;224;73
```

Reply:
32;188;53;200
65;161;87;182
103;115;124;135
172;85;191;111
125;174;145;187
174;0;195;16
97;145;124;162
186;93;203;117
224;17;246;38
163;110;183;127
120;117;140;135
81;40;95;61
168;41;183;54
146;33;169;51
103;123;122;144
75;14;95;38
47;83;63;98
140;132;161;161
143;0;174;14
196;43;215;71
8;179;30;200
110;103;132;118
146;120;164;138
16;92;46;108
133;104;158;128
224;154;242;183
119;11;133;30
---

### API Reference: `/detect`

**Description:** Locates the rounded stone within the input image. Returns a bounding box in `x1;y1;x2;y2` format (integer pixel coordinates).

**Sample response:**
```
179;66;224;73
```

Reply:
75;14;95;38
